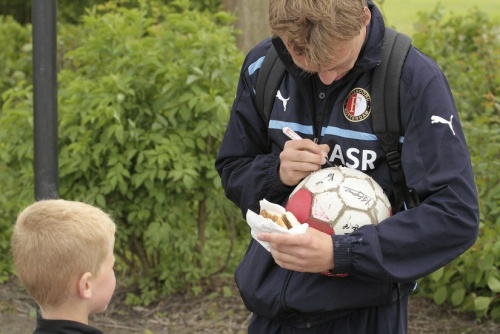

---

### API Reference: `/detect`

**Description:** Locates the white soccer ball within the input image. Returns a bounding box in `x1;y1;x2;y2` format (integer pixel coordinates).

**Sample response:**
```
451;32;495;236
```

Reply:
285;166;391;235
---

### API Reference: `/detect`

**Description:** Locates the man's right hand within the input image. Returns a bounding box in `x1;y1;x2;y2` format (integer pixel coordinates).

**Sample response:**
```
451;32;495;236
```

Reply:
278;139;330;186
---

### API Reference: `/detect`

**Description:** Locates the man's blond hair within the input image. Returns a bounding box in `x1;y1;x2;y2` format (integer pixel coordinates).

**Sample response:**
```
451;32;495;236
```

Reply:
269;0;368;70
11;199;116;308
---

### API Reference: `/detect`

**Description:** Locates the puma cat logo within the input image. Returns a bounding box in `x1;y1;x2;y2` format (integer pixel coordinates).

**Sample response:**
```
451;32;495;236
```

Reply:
276;90;290;111
431;115;455;136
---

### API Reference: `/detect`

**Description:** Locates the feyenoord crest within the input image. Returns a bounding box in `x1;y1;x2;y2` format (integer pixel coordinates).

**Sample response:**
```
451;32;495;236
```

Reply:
343;88;371;122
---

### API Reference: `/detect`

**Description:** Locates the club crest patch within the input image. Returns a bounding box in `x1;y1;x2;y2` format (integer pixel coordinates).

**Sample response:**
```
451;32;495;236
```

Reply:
343;88;371;122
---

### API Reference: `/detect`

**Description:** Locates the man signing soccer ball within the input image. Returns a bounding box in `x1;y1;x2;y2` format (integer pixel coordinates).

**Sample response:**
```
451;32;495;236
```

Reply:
215;0;479;333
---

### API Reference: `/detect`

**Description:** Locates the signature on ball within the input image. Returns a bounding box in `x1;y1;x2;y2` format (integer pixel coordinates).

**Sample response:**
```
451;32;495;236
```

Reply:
343;186;373;206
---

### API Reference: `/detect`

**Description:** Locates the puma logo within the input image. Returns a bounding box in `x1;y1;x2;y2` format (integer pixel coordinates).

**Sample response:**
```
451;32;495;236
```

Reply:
276;90;290;111
431;115;455;136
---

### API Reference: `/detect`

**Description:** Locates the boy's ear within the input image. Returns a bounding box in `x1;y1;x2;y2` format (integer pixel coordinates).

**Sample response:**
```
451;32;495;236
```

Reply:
77;272;93;300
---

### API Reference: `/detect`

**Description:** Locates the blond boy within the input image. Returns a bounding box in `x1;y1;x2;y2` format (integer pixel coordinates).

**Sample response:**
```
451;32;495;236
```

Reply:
11;199;116;334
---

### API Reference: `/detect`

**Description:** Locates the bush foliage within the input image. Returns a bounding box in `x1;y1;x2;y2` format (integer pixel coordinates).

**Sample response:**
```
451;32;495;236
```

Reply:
0;0;245;303
0;0;224;25
0;15;31;105
411;5;500;320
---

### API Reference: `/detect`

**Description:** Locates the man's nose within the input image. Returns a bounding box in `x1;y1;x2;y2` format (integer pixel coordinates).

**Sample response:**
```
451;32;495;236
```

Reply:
318;71;338;85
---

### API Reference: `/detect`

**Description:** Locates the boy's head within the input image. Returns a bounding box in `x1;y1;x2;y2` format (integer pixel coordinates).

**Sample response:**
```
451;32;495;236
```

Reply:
11;199;116;313
269;0;370;74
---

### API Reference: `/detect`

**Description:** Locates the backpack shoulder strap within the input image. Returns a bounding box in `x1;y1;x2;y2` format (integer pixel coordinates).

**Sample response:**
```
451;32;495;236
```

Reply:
371;27;419;212
371;27;411;137
255;44;287;123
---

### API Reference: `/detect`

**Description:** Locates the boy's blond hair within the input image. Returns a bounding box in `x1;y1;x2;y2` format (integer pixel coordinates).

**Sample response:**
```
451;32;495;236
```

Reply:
269;0;368;70
11;199;116;308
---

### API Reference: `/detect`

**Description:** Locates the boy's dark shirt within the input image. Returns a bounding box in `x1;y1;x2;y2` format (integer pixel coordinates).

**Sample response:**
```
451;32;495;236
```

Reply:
33;317;103;334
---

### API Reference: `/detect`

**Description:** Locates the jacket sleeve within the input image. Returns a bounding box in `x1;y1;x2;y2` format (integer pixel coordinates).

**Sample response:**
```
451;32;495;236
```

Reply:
332;48;480;282
215;41;293;217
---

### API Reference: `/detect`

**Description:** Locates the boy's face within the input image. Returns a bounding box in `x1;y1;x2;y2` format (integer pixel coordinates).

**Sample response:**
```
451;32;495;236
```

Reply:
90;239;116;313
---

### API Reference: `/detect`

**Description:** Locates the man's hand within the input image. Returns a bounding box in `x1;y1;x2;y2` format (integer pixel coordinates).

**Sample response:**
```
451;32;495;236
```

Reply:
257;227;334;273
279;139;330;186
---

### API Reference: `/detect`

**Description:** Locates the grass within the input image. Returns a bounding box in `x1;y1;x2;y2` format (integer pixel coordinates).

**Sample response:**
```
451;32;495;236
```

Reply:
379;0;500;36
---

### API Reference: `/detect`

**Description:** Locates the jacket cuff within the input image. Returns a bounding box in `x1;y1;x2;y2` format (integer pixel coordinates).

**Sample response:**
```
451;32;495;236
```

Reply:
266;159;295;202
332;235;355;273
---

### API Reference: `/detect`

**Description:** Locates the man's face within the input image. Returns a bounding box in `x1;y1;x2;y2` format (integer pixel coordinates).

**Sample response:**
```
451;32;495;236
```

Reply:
286;27;367;85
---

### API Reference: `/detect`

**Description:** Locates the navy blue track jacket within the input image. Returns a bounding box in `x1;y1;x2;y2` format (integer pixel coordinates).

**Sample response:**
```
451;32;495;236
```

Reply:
215;2;479;328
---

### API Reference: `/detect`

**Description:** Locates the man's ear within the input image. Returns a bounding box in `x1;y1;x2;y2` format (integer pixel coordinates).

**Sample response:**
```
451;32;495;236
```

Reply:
77;272;93;300
363;6;372;27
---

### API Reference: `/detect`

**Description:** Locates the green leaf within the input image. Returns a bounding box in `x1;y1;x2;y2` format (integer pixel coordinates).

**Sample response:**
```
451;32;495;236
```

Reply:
474;297;491;311
479;254;495;270
433;286;447;305
186;75;199;85
96;194;106;207
451;288;465;306
429;267;444;282
487;277;500;293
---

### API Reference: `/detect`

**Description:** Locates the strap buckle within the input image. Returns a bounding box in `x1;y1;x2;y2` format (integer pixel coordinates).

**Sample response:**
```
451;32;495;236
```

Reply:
386;150;402;172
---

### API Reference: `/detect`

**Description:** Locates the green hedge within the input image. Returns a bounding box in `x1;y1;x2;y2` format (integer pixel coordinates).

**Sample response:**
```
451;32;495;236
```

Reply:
411;5;500;320
0;0;245;304
0;0;224;25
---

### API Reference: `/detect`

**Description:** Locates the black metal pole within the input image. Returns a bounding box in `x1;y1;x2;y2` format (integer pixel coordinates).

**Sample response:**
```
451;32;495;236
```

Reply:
32;0;59;201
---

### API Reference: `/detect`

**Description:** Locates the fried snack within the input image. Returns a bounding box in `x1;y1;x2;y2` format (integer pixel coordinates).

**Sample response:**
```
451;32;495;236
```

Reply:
260;209;300;229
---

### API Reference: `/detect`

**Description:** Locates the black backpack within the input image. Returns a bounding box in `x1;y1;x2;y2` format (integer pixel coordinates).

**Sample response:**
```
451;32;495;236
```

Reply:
255;28;419;213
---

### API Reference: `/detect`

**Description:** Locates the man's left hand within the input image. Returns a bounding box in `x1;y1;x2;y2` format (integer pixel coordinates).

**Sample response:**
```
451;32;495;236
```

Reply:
258;227;334;273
